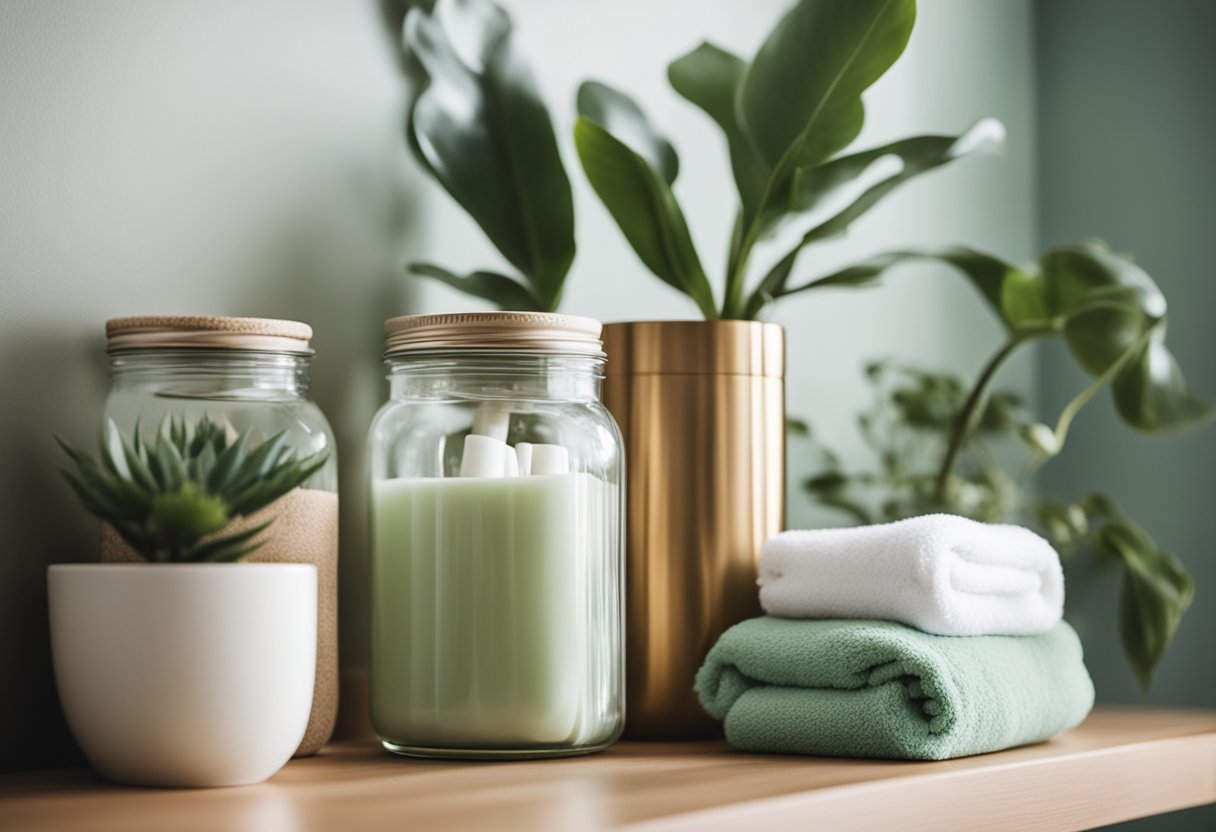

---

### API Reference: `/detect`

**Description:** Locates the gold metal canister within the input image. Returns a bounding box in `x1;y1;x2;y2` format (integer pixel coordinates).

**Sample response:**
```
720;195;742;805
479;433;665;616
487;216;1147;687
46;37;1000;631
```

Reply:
603;320;785;739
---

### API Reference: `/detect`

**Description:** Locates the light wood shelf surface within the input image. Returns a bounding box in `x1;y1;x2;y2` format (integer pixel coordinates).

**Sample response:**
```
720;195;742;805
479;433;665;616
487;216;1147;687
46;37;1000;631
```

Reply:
2;707;1214;831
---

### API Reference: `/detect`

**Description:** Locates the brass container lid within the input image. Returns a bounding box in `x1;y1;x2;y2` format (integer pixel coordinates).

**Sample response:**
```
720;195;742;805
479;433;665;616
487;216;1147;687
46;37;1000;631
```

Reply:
106;315;314;355
384;312;604;357
602;320;784;377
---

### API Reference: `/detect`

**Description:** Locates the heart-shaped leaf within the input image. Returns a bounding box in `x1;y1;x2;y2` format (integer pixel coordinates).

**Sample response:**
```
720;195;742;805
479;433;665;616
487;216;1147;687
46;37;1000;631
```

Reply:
1111;328;1215;432
738;0;917;170
1036;242;1160;376
404;0;574;309
1097;517;1194;689
1041;241;1166;321
999;268;1049;330
1061;304;1148;376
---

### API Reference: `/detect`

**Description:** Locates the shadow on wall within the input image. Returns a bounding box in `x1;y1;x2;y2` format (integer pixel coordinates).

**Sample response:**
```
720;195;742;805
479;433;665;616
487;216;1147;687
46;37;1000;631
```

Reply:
0;172;425;773
379;0;432;71
239;160;425;672
0;4;428;773
0;334;109;770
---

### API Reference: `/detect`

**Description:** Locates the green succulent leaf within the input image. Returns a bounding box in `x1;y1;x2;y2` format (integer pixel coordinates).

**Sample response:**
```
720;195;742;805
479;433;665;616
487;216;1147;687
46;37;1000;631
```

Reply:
408;263;543;311
57;416;330;563
574;115;717;318
403;0;574;310
155;432;187;492
119;432;158;494
208;428;251;494
190;441;218;484
188;520;275;565
148;484;230;544
668;42;769;223
576;81;679;185
237;432;289;481
738;0;917;170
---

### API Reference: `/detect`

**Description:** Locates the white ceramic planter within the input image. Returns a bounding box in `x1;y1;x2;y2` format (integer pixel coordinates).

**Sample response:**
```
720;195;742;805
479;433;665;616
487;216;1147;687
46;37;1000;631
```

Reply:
48;563;316;787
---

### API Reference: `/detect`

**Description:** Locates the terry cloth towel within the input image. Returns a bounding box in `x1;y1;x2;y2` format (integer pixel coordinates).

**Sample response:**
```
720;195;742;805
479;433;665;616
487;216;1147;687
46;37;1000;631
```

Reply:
759;514;1064;636
695;617;1094;760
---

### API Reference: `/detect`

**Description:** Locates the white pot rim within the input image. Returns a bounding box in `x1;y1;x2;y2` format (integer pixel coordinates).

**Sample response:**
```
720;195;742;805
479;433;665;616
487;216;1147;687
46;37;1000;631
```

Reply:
49;563;316;575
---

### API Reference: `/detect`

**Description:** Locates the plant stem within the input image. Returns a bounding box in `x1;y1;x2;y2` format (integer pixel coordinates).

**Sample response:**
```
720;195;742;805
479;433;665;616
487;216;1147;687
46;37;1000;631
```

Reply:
1020;331;1147;481
933;330;1045;502
722;227;755;319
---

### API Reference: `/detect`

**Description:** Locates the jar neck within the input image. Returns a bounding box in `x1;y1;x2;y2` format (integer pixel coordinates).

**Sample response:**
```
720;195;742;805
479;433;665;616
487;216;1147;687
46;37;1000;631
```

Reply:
109;349;311;398
386;351;604;402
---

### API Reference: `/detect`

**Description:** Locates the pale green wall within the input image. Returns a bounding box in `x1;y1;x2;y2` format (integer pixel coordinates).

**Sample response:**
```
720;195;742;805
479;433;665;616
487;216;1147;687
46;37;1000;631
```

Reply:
1036;1;1216;830
0;0;1038;772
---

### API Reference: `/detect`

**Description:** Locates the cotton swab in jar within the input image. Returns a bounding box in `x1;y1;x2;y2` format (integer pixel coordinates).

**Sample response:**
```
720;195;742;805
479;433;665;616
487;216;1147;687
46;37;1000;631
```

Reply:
471;404;510;441
515;443;533;477
503;443;520;477
529;444;570;476
460;434;510;477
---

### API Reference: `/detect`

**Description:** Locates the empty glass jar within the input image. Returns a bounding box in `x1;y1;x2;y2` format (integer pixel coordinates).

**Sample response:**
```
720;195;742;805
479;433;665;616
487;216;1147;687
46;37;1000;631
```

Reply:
368;312;625;759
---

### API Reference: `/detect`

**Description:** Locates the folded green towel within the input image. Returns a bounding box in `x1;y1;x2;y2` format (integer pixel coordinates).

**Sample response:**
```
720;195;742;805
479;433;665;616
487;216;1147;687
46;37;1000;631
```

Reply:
695;617;1094;760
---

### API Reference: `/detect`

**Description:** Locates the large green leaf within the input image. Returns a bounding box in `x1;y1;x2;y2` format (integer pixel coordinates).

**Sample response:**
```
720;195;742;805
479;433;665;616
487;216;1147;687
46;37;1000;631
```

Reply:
574;115;717;318
1111;328;1215;432
1097;517;1194;689
1041;242;1163;373
763;119;1005;238
738;0;917;170
404;0;574;308
1041;241;1165;321
408;263;543;311
576;81;679;185
750;245;1022;319
1038;241;1211;433
668;42;769;223
148;484;230;545
776;239;1210;434
743;122;1006;316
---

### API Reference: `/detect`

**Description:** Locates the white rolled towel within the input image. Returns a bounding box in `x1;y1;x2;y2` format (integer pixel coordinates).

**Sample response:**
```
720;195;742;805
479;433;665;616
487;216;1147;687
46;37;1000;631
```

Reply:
758;514;1064;636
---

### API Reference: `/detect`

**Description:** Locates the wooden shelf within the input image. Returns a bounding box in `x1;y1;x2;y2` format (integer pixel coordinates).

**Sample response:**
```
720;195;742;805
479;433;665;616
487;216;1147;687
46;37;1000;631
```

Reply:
2;708;1214;831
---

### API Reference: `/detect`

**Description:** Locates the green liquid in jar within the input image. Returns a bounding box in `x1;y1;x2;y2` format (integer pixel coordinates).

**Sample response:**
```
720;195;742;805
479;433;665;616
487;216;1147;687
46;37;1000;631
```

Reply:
370;473;612;751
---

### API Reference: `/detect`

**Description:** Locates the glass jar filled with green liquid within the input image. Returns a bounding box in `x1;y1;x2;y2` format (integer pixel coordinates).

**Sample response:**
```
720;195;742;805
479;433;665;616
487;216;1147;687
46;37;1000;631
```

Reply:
368;312;624;759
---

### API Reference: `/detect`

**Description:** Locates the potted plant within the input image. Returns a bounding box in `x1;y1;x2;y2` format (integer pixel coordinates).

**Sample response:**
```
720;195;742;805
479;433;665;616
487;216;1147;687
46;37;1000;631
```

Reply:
399;0;1005;738
50;417;329;787
575;0;1008;737
796;239;1211;688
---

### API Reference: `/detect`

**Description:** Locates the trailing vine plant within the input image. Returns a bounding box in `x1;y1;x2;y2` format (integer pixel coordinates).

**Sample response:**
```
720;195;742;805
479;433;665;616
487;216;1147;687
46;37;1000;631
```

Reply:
798;240;1211;686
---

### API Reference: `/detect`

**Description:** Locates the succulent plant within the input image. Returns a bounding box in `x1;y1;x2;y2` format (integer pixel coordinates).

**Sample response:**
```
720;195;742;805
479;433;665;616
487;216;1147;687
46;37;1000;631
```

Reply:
57;416;330;563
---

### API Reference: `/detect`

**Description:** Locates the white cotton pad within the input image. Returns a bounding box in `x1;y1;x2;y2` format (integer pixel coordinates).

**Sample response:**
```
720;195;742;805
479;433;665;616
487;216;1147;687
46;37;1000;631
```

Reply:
460;434;510;478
